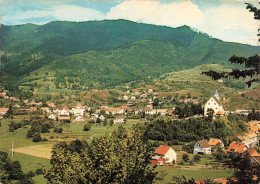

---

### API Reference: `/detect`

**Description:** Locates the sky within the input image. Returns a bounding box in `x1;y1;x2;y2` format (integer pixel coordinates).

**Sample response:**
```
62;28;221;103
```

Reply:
1;0;259;46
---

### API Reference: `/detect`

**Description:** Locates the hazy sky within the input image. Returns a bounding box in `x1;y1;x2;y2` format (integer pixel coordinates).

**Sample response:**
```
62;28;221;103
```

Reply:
1;0;259;46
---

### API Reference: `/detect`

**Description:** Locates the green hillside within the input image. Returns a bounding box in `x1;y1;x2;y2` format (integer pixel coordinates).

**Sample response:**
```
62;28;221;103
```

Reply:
1;20;259;90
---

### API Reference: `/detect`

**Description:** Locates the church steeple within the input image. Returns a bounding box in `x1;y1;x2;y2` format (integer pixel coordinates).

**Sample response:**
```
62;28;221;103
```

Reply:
213;90;220;100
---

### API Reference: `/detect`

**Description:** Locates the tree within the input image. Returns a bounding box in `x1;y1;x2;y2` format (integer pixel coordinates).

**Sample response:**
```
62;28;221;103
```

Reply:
32;132;42;142
206;108;214;121
202;3;260;87
44;125;157;183
182;154;189;163
193;154;201;163
230;152;260;184
83;123;91;131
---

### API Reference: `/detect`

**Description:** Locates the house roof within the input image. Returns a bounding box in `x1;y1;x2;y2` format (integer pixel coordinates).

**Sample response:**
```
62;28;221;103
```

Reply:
209;138;222;146
250;126;258;132
226;141;247;153
0;108;9;112
49;114;56;118
155;145;171;155
58;116;70;120
216;111;224;115
251;156;260;165
212;97;222;105
246;148;260;156
157;109;168;113
198;141;211;148
115;116;125;119
144;107;153;111
246;132;257;138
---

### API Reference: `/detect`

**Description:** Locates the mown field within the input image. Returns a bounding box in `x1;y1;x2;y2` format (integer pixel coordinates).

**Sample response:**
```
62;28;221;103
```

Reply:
0;118;232;183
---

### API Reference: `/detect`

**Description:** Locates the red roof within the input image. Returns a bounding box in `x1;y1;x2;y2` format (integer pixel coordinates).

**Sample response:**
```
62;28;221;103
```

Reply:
155;145;171;155
246;148;260;156
226;141;247;153
216;111;224;115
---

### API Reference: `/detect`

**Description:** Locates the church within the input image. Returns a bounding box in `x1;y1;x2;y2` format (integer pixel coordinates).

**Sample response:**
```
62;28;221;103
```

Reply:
204;90;224;116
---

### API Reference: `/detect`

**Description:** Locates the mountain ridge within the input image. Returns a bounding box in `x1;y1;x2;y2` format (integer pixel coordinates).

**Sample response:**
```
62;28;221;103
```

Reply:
1;19;259;90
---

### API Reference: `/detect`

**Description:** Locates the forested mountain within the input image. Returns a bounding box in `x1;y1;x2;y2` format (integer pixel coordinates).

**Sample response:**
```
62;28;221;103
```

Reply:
1;20;259;89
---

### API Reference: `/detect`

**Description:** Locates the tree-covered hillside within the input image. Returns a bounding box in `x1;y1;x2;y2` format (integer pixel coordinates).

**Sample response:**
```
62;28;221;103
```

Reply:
1;20;259;90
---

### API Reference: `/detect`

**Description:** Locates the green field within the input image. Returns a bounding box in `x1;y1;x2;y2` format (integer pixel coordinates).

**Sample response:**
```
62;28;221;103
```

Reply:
154;166;232;183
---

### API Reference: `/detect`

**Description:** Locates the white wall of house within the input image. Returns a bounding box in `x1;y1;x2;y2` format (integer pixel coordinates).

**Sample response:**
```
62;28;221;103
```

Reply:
193;143;211;155
163;148;177;164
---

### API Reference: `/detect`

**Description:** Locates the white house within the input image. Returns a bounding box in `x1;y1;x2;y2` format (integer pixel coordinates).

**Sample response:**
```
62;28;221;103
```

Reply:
204;90;224;116
151;145;177;166
71;103;85;116
73;115;85;123
48;114;57;121
193;141;211;155
144;107;156;115
114;116;125;124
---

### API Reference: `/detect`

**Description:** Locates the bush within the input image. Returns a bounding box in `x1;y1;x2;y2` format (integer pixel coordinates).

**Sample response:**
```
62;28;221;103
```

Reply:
50;136;54;139
35;168;43;175
83;123;91;131
42;138;48;142
32;132;42;142
41;125;50;133
54;127;63;133
193;154;201;163
26;171;35;177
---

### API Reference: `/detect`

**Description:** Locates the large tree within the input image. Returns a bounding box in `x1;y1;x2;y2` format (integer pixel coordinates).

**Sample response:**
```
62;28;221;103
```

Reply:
203;3;260;87
44;125;157;184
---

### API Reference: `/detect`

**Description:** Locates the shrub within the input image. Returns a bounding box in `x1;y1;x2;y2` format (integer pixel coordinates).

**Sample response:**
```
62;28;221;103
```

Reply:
26;171;35;177
83;123;91;131
32;132;42;142
35;168;43;175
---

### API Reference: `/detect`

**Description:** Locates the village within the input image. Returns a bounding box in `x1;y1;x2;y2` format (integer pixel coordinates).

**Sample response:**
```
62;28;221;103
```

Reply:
0;87;259;183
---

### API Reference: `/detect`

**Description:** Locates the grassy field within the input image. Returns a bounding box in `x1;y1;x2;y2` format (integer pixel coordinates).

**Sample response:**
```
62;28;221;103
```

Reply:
154;166;232;183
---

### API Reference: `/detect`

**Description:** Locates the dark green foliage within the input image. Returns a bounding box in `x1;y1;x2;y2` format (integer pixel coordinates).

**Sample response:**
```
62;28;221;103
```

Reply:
227;152;260;184
193;155;201;163
32;132;42;142
45;125;157;183
182;154;189;163
83;123;91;131
53;127;63;133
41;124;50;133
0;151;34;183
147;117;245;142
248;108;260;120
182;143;196;153
26;122;41;138
9;121;24;132
174;103;203;118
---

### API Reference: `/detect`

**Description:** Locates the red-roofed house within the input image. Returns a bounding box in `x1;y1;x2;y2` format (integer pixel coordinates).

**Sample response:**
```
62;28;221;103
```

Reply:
209;138;224;152
151;145;177;166
0;108;9;115
225;141;248;153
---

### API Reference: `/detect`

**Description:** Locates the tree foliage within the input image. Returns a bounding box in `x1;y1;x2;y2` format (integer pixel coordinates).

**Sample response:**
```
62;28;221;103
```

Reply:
44;125;157;183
